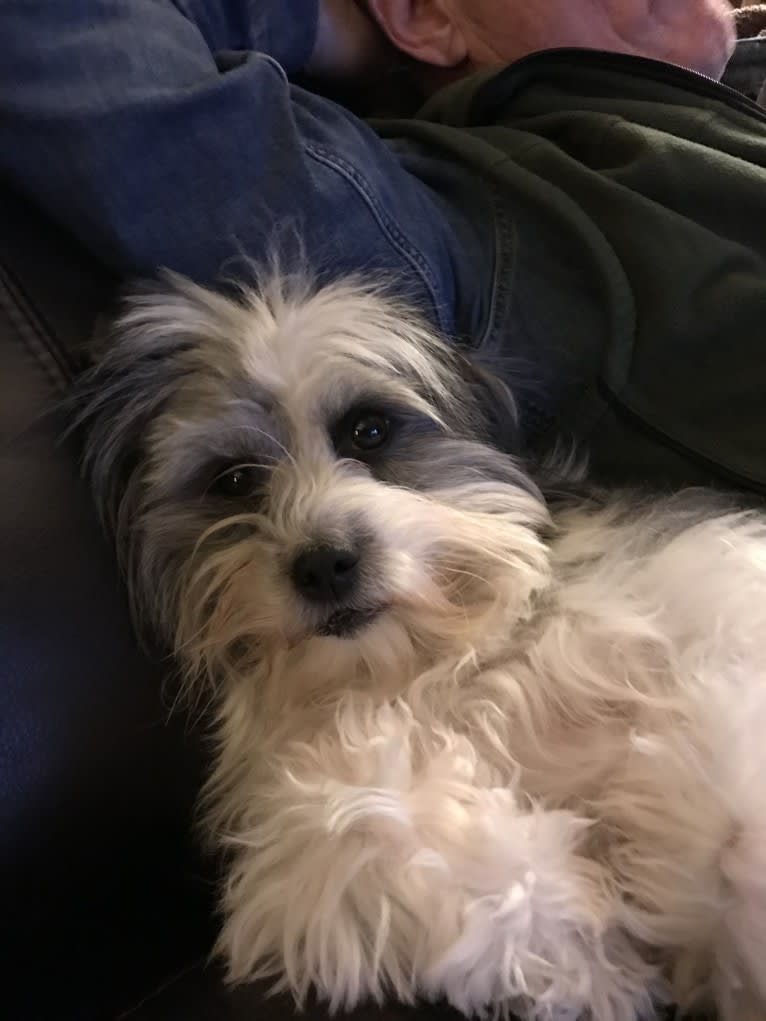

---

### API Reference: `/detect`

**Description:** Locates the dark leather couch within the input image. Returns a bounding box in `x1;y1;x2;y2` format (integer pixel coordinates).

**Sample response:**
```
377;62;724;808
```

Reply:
0;186;471;1020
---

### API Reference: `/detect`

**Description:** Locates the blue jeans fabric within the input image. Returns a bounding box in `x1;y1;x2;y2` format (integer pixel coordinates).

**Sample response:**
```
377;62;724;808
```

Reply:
0;0;488;343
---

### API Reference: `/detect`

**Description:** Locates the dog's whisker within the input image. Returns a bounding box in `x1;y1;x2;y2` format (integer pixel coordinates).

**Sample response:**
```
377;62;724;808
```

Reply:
237;424;296;468
216;459;277;473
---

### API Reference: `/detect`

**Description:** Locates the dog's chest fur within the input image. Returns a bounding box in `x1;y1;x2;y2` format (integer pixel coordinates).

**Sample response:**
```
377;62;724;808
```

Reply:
215;493;766;950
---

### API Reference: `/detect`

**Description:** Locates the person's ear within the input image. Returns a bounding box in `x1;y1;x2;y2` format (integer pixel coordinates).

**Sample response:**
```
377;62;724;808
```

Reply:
365;0;468;67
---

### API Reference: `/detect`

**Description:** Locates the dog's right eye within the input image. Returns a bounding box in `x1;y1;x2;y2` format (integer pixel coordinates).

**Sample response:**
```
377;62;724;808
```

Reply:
209;465;260;499
351;413;390;452
332;405;397;462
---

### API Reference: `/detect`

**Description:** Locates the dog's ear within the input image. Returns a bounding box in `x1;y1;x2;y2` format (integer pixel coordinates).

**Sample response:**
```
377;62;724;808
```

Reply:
455;352;523;454
73;276;201;539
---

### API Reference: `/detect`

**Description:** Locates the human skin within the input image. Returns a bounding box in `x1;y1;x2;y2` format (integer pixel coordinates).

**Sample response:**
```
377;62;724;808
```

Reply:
314;0;736;82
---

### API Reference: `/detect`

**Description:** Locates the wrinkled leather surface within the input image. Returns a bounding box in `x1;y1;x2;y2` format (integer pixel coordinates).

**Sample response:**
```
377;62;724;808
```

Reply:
0;188;213;1019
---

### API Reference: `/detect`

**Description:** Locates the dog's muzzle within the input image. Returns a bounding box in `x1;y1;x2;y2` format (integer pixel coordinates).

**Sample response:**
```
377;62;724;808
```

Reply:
291;544;361;604
318;605;383;639
290;543;382;638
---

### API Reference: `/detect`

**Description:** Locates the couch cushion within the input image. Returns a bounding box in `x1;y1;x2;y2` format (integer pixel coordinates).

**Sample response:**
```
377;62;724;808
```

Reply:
0;185;214;1018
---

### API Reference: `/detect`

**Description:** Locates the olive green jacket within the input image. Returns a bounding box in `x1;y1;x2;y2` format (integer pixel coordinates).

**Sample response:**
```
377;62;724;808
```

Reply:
376;51;766;494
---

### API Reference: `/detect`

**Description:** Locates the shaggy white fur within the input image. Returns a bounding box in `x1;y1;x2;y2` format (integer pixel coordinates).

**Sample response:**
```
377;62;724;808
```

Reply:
81;272;766;1021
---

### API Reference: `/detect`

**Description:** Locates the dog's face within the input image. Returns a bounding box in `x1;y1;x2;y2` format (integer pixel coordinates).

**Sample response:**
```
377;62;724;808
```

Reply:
82;274;551;699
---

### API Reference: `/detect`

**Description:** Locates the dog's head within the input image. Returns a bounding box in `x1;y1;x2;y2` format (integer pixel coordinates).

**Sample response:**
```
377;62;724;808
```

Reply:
80;273;552;701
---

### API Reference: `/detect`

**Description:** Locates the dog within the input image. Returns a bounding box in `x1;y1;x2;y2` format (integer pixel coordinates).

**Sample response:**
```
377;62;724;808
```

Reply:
79;270;766;1021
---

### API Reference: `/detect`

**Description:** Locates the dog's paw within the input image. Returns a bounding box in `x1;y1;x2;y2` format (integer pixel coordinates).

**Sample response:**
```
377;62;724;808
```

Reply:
215;697;661;1020
418;811;661;1021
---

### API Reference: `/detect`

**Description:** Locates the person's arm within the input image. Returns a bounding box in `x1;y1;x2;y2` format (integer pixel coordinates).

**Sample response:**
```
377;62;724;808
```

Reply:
0;0;461;333
0;0;308;279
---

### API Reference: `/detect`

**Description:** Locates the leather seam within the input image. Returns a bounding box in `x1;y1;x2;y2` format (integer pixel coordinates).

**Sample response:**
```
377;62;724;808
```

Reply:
115;957;209;1019
0;262;75;394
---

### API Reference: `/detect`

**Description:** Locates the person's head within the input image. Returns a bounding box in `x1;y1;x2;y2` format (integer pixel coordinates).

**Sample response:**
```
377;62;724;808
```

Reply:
364;0;736;84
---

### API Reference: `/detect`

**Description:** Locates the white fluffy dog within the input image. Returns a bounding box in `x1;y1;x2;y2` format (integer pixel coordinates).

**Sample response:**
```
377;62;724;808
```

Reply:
80;272;766;1021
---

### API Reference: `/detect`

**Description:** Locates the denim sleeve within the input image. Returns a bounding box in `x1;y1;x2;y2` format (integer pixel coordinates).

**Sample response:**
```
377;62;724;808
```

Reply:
0;0;470;332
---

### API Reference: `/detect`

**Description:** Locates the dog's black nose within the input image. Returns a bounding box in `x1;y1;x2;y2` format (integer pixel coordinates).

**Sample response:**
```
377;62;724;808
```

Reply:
291;545;360;603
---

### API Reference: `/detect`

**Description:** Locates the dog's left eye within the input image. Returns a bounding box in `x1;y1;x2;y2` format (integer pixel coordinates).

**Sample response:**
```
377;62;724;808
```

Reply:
350;413;390;452
332;406;397;462
210;465;260;499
